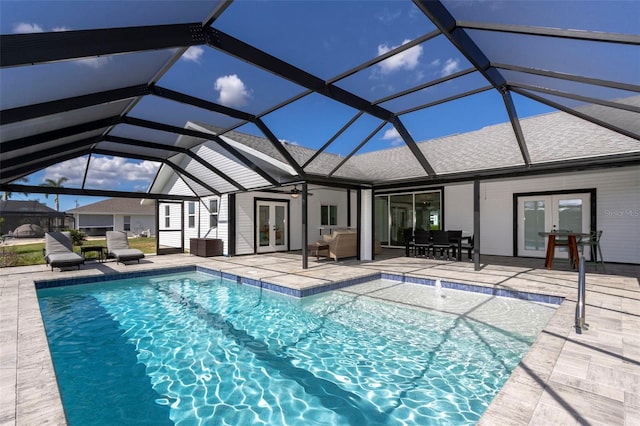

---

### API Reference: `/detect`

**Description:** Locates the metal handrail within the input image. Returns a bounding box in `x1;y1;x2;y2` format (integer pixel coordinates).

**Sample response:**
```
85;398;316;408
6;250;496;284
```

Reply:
575;256;589;333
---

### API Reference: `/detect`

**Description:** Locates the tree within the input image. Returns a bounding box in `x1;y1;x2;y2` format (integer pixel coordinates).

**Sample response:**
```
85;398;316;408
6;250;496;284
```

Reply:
40;177;68;211
2;177;29;201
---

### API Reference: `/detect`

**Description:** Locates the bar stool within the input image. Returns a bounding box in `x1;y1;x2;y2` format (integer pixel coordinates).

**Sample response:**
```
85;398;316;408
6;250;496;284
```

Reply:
577;230;604;270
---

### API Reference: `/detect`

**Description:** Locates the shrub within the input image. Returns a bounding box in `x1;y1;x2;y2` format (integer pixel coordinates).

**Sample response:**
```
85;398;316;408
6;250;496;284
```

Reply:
67;229;87;246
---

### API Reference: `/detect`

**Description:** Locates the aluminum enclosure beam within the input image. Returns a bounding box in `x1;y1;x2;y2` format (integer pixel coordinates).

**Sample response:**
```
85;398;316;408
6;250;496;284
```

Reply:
1;23;206;68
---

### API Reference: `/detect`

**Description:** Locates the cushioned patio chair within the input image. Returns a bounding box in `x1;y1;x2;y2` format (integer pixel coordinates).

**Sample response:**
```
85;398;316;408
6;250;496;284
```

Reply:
44;231;84;271
106;231;145;264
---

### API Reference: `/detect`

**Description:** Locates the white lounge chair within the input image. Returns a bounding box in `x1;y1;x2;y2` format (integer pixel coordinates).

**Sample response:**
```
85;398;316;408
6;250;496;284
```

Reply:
44;232;84;271
106;231;145;264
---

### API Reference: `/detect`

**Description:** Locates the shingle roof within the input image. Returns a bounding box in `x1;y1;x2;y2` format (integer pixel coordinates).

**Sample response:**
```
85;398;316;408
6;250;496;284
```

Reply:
349;108;640;182
0;200;62;215
66;198;154;215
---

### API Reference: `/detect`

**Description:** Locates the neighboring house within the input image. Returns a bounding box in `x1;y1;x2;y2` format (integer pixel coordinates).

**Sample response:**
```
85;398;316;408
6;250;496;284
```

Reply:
67;198;155;237
150;111;640;265
0;200;70;236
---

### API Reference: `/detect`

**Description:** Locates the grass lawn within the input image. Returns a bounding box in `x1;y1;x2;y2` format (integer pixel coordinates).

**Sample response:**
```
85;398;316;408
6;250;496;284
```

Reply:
0;237;157;267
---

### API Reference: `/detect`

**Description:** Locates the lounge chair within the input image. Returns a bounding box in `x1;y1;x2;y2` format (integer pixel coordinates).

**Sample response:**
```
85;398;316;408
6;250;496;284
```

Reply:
44;232;84;271
106;231;145;264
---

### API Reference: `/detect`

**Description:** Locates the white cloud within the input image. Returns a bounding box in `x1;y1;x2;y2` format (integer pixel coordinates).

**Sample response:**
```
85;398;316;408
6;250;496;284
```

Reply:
279;138;299;146
43;158;86;186
377;40;423;74
44;157;159;189
52;26;71;32
441;58;461;77
382;127;403;146
13;22;43;33
214;74;252;107
182;46;204;63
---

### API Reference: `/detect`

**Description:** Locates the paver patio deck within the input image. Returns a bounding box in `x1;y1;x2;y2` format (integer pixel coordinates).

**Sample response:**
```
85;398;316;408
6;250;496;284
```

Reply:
1;250;638;425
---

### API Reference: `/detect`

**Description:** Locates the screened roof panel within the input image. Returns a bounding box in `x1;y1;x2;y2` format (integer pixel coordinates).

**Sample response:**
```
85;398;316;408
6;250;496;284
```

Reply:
158;46;308;116
500;69;639;103
151;164;196;198
129;96;243;132
22;156;90;189
84;155;160;192
172;152;240;194
441;0;639;35
307;113;383;158
379;70;490;114
335;35;473;103
202;122;288;165
521;90;640;137
0;50;176;109
419;121;524;174
171;172;212;198
520;110;640;164
398;90;514;143
468;30;640;86
0;1;218;33
192;142;272;190
2;148;89;185
0;100;129;142
344;144;426;182
108;123;189;147
214;1;436;80
260;92;360;151
1;129;104;163
95;142;174;161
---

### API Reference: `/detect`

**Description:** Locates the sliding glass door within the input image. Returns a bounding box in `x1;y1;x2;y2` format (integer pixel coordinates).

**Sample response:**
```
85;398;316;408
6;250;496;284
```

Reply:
376;190;442;247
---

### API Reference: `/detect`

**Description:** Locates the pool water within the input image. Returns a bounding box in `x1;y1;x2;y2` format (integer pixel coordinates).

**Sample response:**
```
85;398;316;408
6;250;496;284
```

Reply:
38;272;557;425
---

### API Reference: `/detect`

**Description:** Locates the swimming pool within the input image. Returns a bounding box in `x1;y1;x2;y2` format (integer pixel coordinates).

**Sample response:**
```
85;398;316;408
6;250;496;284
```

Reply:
37;271;557;425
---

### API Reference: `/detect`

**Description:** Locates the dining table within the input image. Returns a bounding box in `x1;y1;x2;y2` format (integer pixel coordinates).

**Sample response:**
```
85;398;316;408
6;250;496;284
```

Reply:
538;231;591;270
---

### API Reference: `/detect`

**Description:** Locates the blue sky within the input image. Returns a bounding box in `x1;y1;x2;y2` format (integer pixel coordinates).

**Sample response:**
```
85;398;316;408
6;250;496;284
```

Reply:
8;0;623;212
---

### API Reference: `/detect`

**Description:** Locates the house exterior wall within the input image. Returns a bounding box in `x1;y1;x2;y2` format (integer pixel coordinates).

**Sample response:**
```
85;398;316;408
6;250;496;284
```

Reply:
190;189;350;256
75;213;155;236
175;165;638;264
477;166;639;264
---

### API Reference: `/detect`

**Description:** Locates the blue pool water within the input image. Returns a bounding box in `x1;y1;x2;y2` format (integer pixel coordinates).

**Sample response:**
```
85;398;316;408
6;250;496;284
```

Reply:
38;272;556;425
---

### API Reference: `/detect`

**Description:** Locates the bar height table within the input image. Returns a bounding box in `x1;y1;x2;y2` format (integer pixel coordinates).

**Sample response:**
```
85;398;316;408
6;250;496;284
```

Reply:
538;231;590;270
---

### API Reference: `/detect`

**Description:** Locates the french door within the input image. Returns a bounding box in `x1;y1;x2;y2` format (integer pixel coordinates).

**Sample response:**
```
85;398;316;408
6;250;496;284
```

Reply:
517;193;591;259
256;201;288;253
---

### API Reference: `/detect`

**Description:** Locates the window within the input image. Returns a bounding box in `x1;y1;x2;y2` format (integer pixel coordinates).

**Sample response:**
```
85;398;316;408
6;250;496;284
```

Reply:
209;199;218;228
321;205;337;226
123;215;131;231
164;205;170;228
188;202;195;228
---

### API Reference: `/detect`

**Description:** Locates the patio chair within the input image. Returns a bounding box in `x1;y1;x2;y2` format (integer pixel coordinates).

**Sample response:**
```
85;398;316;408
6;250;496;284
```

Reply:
431;230;455;260
106;231;145;264
413;229;431;257
44;231;84;271
460;234;474;260
577;230;604;269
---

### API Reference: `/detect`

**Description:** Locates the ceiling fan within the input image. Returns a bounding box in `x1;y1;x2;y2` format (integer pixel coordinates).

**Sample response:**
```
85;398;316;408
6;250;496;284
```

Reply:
289;185;313;198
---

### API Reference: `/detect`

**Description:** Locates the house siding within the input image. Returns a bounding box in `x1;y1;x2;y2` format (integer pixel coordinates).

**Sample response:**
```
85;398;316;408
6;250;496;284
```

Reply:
478;166;639;263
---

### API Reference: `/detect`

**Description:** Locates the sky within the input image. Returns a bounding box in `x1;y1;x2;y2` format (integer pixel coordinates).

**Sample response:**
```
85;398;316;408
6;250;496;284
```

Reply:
2;0;633;212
